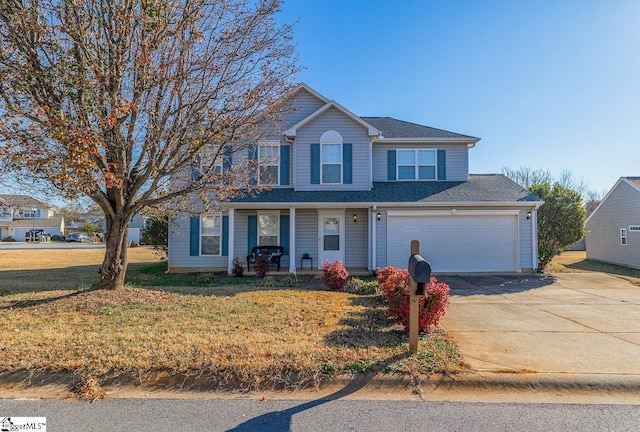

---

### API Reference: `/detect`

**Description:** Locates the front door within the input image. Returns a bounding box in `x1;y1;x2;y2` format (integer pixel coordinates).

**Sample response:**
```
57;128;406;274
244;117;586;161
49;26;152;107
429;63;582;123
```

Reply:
318;210;345;267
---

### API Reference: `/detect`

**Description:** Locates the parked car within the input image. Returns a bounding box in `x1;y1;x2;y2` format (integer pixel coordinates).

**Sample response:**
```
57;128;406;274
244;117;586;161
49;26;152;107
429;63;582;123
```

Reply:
25;229;51;242
65;232;95;243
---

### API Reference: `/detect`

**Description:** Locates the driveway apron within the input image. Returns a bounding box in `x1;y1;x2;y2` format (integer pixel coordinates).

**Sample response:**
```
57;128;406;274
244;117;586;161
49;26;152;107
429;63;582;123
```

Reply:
439;272;640;376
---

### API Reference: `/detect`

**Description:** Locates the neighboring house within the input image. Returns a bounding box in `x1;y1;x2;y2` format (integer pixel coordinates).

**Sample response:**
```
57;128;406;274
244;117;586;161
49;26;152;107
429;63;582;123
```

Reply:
168;83;543;274
585;177;640;269
128;214;147;244
0;194;65;241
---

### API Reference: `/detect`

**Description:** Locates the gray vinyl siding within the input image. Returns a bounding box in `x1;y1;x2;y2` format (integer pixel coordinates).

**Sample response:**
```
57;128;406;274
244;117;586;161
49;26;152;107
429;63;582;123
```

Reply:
345;208;368;268
518;210;534;270
295;209;318;269
168;213;228;271
284;90;326;129
294;107;371;191
372;143;469;182
586;181;640;269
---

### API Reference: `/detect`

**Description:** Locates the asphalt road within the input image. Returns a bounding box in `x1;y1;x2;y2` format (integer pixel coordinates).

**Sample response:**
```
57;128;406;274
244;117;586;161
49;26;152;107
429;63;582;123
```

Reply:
2;398;640;431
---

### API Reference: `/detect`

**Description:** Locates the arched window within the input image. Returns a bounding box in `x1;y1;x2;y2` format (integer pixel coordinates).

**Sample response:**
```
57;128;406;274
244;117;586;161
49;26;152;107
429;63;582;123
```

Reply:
319;130;343;184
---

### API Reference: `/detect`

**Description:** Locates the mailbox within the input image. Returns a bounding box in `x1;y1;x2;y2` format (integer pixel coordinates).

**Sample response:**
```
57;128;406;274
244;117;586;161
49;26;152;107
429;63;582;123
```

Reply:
408;254;431;295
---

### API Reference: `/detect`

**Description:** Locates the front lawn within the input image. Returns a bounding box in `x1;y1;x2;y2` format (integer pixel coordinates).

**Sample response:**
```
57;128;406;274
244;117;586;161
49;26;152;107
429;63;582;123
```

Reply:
0;248;466;393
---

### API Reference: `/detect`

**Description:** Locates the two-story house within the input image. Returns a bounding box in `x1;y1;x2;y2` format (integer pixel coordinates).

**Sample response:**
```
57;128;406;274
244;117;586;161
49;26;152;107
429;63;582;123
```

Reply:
168;84;543;274
0;194;64;241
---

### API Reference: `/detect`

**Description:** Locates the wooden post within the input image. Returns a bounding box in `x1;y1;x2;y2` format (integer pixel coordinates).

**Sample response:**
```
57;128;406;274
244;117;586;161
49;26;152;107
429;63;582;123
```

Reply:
409;240;420;354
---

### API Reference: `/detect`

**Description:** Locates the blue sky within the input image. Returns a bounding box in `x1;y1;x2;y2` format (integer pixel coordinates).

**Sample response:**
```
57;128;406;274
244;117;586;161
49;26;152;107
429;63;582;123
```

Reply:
278;0;640;194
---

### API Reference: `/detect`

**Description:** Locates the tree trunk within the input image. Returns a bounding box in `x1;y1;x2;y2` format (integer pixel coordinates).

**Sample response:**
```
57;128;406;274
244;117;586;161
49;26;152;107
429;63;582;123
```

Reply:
93;215;131;290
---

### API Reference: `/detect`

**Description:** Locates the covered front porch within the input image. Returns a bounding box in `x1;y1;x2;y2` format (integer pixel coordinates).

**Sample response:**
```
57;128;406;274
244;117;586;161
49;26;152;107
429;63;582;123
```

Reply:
225;206;379;275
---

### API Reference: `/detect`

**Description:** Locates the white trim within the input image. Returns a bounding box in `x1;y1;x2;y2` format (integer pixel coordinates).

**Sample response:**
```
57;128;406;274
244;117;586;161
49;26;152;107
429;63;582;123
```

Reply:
285;101;381;138
629;225;640;232
621;228;628;246
371;207;377;271
227;209;235;273
288;83;329;104
228;201;543;209
289;208;296;274
317;209;345;267
386;209;521;217
532;209;538;270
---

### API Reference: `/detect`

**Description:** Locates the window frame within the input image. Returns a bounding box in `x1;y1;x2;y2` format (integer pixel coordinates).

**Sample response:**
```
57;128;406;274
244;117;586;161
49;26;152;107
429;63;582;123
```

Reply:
321;143;343;184
257;210;280;246
19;209;37;218
396;149;437;181
621;228;628;246
629;225;640;232
258;141;280;185
200;214;222;256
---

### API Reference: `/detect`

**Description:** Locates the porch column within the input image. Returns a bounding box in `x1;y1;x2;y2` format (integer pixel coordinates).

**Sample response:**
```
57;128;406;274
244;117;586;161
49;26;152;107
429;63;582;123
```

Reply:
227;208;235;274
289;207;296;274
371;207;377;271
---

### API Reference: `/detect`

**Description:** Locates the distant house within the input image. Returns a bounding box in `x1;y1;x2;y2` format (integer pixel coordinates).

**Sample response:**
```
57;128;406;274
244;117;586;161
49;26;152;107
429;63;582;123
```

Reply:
0;194;64;241
168;83;543;274
585;177;640;269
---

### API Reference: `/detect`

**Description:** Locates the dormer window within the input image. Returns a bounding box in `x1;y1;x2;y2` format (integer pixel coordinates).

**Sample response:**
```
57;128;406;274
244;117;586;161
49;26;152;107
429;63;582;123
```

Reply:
320;130;343;184
397;149;437;180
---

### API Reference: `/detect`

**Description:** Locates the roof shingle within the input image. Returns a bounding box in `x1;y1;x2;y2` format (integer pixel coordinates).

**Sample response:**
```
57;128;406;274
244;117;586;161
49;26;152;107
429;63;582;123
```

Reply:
360;117;478;140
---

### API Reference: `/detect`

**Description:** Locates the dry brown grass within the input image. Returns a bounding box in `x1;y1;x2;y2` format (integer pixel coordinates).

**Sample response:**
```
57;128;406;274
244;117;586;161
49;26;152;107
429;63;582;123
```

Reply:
549;251;640;286
0;247;465;391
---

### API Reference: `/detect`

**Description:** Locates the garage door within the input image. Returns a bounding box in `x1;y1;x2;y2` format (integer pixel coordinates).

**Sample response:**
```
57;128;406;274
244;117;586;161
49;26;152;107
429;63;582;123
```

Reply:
387;213;518;272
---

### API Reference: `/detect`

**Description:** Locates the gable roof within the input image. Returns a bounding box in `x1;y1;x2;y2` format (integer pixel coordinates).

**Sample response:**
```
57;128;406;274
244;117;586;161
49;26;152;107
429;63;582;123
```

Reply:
362;117;479;142
288;83;329;104
4;216;64;228
585;176;640;224
230;174;541;207
285;100;382;138
0;194;55;210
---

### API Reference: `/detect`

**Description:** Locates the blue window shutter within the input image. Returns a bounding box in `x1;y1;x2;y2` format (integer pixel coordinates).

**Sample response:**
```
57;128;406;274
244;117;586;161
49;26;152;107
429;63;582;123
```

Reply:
223;145;232;173
248;146;258;186
343;144;352;184
310;144;320;184
247;215;257;251
279;215;290;255
36;209;41;218
189;216;200;256
222;215;229;256
280;144;290;185
387;150;396;180
437;149;446;180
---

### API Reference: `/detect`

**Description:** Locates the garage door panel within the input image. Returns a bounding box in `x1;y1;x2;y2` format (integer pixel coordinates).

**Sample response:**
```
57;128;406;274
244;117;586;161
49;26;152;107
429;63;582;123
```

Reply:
387;215;517;272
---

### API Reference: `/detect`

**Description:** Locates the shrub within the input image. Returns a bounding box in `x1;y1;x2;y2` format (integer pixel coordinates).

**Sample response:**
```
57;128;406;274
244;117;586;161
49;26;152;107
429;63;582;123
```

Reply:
1;236;16;242
196;273;216;285
281;275;296;287
321;260;349;290
232;257;244;277
376;266;450;332
262;276;274;287
254;254;270;278
344;277;378;295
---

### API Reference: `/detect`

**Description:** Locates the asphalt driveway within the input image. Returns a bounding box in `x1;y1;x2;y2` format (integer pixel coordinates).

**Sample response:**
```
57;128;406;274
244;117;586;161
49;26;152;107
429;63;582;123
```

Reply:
439;272;640;376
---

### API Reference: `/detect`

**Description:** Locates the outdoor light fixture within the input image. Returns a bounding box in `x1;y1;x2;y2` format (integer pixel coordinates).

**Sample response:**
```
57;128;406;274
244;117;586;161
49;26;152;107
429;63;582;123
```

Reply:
526;211;532;220
377;212;381;221
353;214;358;223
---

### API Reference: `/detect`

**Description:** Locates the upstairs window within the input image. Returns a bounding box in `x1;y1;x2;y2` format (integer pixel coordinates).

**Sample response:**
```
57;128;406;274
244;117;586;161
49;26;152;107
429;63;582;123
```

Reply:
19;209;37;218
259;142;279;185
397;149;436;180
201;215;222;255
320;130;343;184
621;228;627;246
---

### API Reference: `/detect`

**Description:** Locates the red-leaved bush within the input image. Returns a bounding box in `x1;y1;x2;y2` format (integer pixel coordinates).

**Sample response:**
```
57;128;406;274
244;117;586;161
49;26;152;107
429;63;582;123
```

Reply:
376;266;450;332
321;259;349;290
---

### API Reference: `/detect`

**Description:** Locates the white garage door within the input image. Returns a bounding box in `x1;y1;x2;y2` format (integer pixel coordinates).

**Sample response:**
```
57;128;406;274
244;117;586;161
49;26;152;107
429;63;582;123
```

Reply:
387;213;518;272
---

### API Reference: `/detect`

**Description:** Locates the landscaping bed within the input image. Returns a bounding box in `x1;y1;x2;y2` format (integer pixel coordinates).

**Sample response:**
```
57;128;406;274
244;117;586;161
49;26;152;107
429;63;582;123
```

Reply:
0;248;466;395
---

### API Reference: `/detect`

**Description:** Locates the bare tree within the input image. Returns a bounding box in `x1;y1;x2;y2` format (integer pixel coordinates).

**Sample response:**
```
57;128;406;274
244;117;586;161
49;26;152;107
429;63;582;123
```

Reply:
0;0;299;289
501;166;553;189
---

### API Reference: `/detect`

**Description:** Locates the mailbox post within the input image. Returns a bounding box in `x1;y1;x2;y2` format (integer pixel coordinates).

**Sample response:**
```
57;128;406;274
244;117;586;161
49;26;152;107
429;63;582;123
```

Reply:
408;240;431;354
